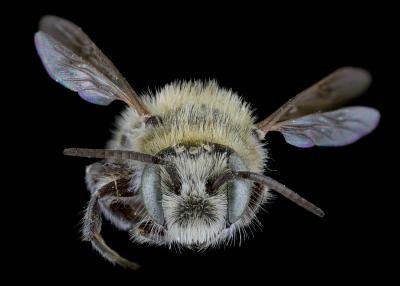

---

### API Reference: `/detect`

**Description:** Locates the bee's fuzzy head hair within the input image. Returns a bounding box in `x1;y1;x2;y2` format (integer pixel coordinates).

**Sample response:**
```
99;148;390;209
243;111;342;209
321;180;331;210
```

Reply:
160;146;230;247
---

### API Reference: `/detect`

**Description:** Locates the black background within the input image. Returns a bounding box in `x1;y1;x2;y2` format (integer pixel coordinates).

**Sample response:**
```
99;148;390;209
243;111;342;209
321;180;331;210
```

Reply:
7;3;396;284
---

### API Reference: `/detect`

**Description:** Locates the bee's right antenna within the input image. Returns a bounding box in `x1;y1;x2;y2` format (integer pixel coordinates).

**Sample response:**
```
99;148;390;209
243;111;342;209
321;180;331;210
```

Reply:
63;148;168;164
63;148;180;190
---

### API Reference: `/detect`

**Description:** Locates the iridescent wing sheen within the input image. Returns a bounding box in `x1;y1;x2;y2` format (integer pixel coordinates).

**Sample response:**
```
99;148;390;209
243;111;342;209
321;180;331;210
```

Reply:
35;15;150;116
257;67;372;136
271;106;380;148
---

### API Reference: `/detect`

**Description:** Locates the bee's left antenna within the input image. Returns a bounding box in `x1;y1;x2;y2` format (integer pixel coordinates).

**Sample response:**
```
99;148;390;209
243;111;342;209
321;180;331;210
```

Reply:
212;170;325;217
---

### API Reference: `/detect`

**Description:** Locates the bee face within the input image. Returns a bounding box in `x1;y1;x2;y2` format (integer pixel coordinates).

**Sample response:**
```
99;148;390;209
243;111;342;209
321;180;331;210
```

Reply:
163;190;227;247
141;144;254;247
162;148;228;246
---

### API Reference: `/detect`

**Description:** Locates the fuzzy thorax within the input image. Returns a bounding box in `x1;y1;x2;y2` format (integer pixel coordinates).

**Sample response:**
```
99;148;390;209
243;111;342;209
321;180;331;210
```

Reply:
109;80;267;172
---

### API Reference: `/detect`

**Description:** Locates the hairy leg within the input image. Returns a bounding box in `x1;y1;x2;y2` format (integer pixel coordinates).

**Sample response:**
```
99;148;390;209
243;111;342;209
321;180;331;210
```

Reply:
82;185;140;270
83;162;145;270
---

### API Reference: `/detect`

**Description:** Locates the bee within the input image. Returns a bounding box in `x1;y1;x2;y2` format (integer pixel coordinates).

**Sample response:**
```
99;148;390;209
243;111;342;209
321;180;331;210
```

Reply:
35;15;380;270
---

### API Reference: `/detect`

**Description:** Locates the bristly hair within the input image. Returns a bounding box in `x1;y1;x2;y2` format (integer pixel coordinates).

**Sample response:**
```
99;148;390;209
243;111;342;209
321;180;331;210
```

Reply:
110;80;267;173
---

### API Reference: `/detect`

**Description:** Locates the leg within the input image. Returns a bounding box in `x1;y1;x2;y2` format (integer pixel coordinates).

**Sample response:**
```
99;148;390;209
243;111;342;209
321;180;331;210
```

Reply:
86;161;145;230
82;188;140;270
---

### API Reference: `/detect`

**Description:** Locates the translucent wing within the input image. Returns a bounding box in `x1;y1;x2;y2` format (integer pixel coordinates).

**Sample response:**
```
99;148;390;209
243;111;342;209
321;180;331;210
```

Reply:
272;107;380;148
35;15;150;116
257;67;372;136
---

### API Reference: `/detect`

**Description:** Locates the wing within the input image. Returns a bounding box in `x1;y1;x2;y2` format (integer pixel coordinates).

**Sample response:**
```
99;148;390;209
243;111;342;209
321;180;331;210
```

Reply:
35;15;150;116
257;67;372;136
271;106;380;148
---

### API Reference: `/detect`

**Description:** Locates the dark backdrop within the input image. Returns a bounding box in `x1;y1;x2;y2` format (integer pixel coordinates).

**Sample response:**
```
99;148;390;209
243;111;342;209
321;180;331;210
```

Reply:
8;3;395;284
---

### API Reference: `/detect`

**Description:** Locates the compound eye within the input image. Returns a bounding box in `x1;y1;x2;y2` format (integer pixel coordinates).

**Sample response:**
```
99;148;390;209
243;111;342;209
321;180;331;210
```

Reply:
227;155;252;224
141;165;165;225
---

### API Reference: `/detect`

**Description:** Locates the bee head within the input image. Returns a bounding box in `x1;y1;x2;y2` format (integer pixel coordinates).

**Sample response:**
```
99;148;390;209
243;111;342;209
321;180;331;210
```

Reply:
141;143;252;247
